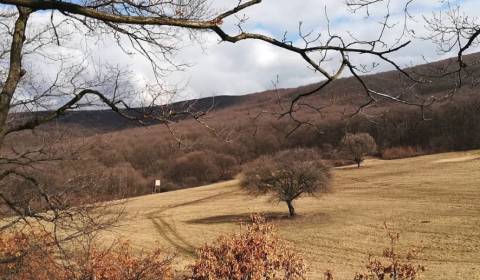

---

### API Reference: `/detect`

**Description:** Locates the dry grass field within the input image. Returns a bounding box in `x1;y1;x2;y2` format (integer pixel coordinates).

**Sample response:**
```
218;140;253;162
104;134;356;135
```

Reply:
106;151;480;279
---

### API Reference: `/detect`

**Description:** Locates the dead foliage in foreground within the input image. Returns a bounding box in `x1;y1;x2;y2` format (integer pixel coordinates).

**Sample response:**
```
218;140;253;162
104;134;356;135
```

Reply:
324;223;425;280
0;216;426;280
0;230;174;280
188;214;307;280
353;223;425;280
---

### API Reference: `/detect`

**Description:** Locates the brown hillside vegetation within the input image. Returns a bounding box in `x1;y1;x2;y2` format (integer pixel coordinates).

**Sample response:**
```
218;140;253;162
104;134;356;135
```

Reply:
4;53;480;206
102;150;480;279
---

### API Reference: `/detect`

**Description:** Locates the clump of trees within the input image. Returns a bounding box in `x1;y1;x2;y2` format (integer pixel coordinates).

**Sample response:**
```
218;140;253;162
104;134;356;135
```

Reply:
5;97;480;203
165;151;222;187
241;148;331;217
188;214;306;280
381;146;424;160
342;133;377;168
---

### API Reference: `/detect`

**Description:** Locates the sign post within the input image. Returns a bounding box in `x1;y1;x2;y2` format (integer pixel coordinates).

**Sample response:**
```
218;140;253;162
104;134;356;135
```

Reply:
154;179;161;193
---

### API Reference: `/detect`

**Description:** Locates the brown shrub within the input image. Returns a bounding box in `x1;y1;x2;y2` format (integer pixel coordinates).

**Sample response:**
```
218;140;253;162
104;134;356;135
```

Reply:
165;151;221;187
99;162;150;197
215;140;252;163
76;240;174;280
210;152;239;179
0;231;66;280
353;223;425;280
188;215;306;280
0;231;174;280
121;138;179;177
381;146;425;160
90;141;126;168
238;130;281;158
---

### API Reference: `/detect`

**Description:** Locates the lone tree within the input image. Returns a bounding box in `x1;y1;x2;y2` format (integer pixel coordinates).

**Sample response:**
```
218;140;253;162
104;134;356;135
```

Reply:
342;133;377;168
241;148;331;217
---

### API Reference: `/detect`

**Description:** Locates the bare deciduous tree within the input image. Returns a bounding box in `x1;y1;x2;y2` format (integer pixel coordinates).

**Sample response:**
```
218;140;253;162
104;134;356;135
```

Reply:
342;133;377;168
241;148;331;217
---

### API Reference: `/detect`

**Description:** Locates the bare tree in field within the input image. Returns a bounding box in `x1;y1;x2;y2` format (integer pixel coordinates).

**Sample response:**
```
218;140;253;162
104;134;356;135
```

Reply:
342;133;377;168
241;148;331;217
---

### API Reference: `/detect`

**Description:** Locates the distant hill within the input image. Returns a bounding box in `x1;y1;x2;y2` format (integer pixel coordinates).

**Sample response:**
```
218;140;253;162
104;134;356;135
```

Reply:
49;95;250;132
28;52;480;133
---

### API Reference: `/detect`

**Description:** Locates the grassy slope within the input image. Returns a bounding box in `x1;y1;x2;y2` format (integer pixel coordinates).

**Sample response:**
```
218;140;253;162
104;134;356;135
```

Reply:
107;151;480;279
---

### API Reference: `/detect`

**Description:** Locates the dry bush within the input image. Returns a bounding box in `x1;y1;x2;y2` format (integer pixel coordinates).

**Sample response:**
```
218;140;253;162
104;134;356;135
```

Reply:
165;150;221;187
210;152;239;179
99;163;151;197
188;215;306;280
381;146;425;160
89;139;127;168
238;129;281;158
0;230;174;280
120;138;179;178
342;133;377;168
241;148;331;217
214;140;252;164
0;231;66;280
186;134;223;153
353;224;425;280
76;240;174;280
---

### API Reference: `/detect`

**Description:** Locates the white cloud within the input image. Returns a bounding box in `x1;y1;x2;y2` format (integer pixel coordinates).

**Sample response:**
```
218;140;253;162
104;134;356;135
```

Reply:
12;0;480;102
171;0;480;98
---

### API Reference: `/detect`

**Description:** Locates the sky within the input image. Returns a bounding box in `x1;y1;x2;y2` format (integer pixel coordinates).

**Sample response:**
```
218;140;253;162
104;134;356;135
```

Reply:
5;0;480;103
174;0;480;99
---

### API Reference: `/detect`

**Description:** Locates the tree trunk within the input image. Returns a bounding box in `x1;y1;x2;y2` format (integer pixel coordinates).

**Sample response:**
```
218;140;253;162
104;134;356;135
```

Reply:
0;7;31;146
286;200;296;217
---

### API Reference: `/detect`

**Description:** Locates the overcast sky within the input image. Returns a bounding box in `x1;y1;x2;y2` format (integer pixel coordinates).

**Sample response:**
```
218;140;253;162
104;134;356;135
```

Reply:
179;0;480;99
19;0;480;102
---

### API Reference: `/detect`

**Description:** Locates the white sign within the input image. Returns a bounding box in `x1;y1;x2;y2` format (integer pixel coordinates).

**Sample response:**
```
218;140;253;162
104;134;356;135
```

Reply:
155;180;161;187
